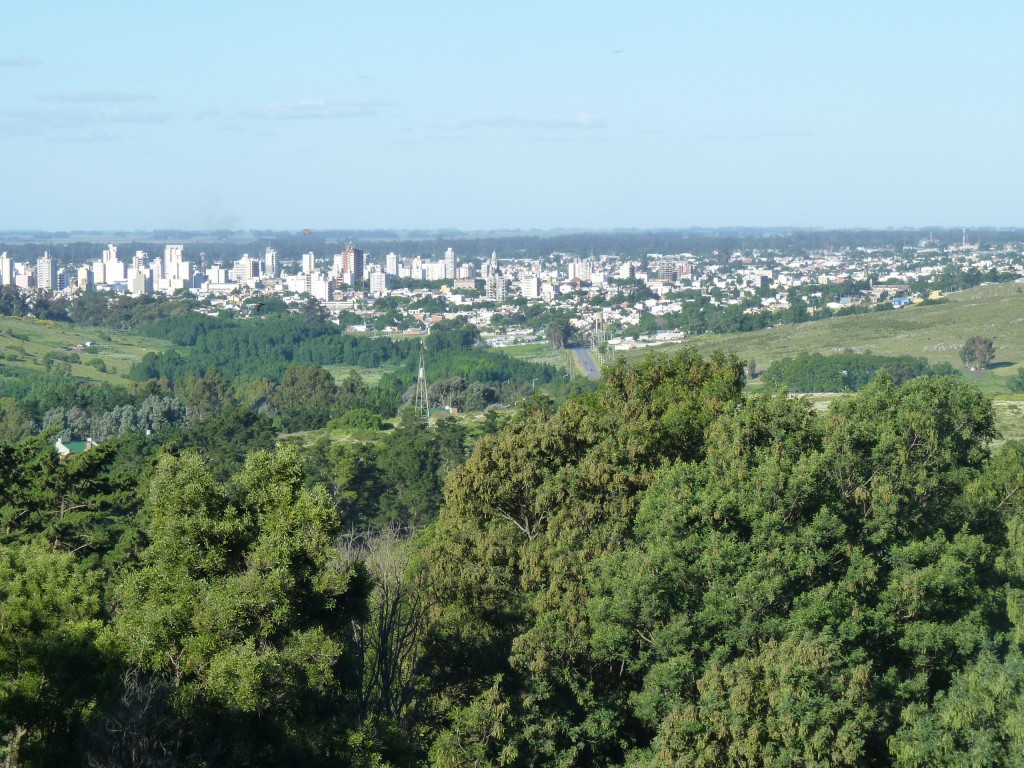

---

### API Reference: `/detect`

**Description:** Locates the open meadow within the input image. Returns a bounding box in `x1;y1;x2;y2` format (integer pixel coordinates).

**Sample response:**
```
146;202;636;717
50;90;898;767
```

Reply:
0;315;179;386
625;281;1024;395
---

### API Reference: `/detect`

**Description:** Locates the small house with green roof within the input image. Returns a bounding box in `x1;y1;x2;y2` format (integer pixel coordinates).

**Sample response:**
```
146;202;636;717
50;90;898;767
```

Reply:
55;438;94;458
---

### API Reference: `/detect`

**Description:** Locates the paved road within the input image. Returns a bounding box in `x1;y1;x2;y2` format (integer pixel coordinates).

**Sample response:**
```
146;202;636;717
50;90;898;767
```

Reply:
572;347;601;380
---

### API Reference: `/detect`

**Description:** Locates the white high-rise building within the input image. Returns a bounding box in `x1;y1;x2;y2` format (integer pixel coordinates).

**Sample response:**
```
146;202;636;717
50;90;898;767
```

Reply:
0;252;13;286
104;252;126;283
264;247;278;278
302;251;317;275
37;252;58;291
427;261;446;282
307;272;330;302
207;265;228;283
164;244;184;276
369;270;390;296
385;251;399;276
443;247;456;280
133;251;148;271
520;276;541;299
233;256;260;283
331;253;345;278
568;258;593;282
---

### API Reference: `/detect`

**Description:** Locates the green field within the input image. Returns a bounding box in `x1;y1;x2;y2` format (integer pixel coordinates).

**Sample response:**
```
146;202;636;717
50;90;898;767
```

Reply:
493;342;592;381
323;363;402;387
625;282;1024;395
0;316;179;386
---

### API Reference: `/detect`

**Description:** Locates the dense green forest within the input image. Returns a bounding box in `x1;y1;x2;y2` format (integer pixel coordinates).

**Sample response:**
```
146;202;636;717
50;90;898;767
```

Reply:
762;351;959;392
3;348;1024;765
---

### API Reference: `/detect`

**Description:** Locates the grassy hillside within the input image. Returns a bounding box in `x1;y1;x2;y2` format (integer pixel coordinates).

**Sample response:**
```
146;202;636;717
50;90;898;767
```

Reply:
0;316;179;386
626;281;1024;395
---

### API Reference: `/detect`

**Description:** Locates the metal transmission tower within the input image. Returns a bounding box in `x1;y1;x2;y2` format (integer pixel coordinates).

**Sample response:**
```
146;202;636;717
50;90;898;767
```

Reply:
413;341;430;420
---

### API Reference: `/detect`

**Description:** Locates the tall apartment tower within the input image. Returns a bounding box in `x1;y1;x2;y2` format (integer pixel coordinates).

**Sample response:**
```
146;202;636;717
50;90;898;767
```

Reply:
302;251;317;274
37;252;58;291
385;251;399;276
443;247;456;280
233;255;260;283
341;245;364;283
264;247;279;278
77;264;94;291
164;244;184;275
0;252;12;286
102;243;126;283
568;258;593;282
520;275;541;299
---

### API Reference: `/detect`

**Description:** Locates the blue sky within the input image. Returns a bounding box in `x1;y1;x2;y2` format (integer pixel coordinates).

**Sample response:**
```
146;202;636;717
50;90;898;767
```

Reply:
2;1;1020;231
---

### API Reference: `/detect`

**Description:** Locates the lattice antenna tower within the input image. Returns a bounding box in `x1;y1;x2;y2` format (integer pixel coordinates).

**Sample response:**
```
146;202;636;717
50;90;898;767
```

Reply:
413;325;430;420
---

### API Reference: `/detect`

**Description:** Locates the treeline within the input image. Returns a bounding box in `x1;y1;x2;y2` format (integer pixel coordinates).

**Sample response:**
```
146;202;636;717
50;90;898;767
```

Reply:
0;363;135;431
762;351;959;392
128;314;557;422
131;313;404;382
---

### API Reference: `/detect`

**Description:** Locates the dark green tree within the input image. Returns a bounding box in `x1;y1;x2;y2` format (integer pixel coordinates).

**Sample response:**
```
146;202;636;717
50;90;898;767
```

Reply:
0;435;136;569
546;319;571;350
272;364;339;432
423;351;745;766
961;336;996;371
0;543;105;766
103;446;373;766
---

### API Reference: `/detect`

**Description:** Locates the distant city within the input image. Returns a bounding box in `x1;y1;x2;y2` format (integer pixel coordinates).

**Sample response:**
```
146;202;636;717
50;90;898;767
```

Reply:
1;229;1022;351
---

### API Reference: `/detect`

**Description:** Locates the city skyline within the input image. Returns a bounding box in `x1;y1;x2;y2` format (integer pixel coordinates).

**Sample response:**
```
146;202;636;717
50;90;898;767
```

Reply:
3;1;1022;232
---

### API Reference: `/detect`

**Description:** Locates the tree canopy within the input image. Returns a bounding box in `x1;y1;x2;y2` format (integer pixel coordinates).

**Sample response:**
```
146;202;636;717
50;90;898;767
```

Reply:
3;348;1024;766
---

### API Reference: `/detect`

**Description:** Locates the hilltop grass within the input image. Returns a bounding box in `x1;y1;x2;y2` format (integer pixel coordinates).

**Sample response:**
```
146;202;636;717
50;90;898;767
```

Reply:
625;282;1024;395
0;315;179;386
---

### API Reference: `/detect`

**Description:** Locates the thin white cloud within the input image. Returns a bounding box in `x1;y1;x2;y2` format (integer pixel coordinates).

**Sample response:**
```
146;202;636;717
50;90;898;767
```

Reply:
0;105;171;139
248;98;377;119
438;111;606;130
47;130;124;144
0;55;41;67
38;91;157;103
0;106;171;124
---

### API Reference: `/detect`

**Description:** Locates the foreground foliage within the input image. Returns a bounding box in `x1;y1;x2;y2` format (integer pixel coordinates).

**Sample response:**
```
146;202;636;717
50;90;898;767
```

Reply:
3;350;1024;766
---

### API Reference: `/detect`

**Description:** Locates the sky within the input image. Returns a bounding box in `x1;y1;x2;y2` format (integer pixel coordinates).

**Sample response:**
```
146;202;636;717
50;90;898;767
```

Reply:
2;1;1021;232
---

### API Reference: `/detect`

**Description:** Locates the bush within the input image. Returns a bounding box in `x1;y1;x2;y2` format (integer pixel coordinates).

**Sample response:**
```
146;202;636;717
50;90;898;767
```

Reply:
1009;368;1024;394
331;408;383;431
